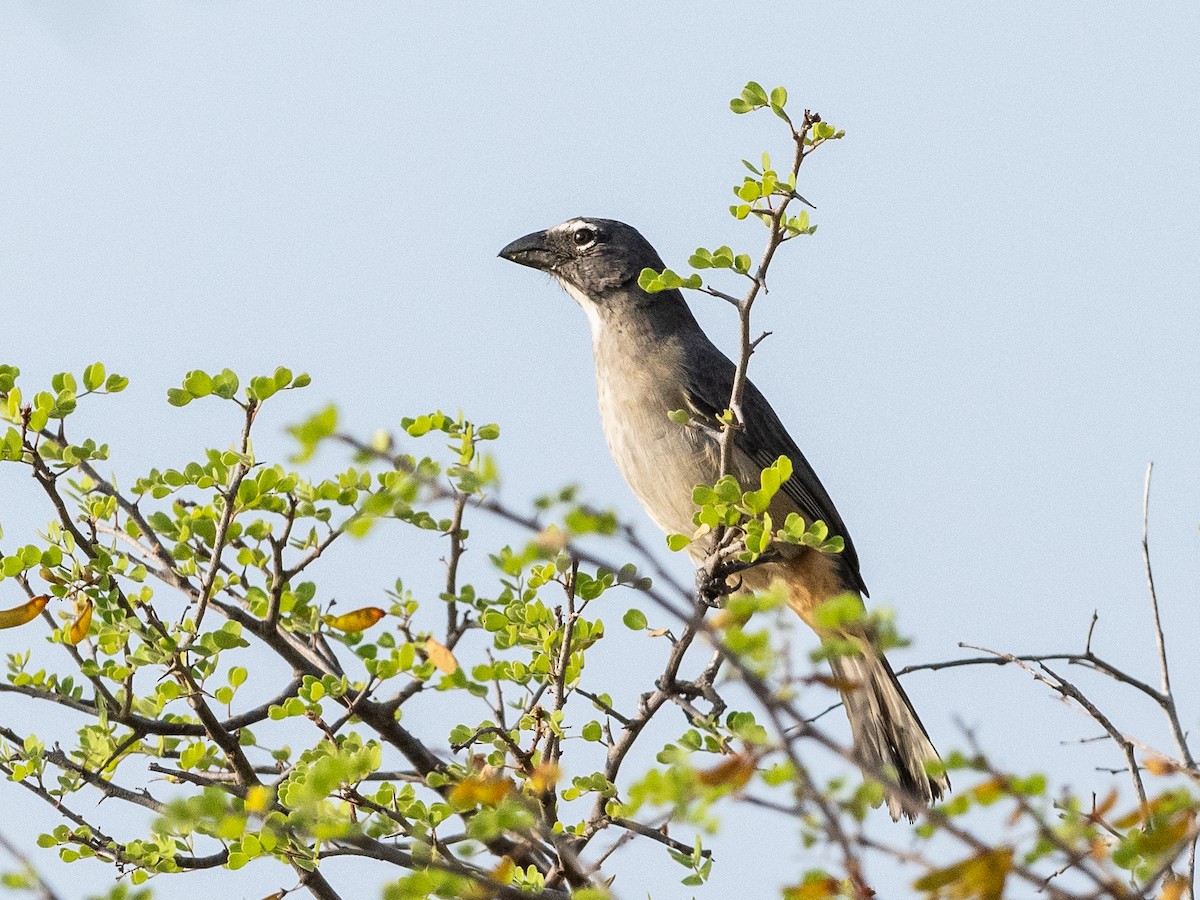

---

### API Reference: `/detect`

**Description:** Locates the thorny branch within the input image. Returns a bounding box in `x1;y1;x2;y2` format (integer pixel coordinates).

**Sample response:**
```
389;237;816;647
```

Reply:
2;110;1196;900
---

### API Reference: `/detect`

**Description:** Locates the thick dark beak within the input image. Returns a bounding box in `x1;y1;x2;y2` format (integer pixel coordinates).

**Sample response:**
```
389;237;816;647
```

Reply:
499;230;556;271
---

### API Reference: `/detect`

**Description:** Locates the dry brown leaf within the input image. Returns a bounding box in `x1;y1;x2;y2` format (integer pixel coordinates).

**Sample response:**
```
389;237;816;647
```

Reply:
1093;788;1119;819
696;752;756;790
1159;875;1187;900
809;673;863;693
1145;757;1179;776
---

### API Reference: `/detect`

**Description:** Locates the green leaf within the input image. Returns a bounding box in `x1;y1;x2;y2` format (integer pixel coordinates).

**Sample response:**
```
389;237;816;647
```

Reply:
742;81;768;106
736;180;761;202
622;608;648;631
715;475;742;503
82;363;106;392
742;489;769;515
666;533;691;552
182;370;214;398
249;376;277;401
289;404;338;462
775;455;793;484
638;267;664;293
212;369;240;399
667;409;690;425
166;388;192;407
813;593;866;629
582;721;603;742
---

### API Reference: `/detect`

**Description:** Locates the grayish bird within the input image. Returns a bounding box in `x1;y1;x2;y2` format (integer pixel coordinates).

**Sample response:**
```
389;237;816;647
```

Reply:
500;217;947;818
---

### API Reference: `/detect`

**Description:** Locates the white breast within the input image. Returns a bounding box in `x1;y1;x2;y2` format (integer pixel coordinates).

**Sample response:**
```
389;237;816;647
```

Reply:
559;279;606;348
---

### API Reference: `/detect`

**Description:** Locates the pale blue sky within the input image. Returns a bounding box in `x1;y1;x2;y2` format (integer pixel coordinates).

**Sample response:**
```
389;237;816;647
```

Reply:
2;3;1199;898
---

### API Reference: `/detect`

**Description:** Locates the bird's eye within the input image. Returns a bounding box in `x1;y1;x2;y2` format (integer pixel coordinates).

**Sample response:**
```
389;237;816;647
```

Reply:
573;227;596;247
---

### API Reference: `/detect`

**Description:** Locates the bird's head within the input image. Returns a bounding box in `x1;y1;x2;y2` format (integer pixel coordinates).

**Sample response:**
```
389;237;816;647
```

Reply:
499;218;666;305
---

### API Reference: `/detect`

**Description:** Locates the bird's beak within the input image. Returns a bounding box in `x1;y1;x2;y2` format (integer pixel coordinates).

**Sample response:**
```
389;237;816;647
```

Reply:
499;230;556;271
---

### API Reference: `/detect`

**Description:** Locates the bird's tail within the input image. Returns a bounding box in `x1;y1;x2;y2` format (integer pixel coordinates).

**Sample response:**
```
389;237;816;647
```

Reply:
827;645;949;820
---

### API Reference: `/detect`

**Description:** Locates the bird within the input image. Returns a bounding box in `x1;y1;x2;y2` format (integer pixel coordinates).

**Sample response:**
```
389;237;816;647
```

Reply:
499;217;947;818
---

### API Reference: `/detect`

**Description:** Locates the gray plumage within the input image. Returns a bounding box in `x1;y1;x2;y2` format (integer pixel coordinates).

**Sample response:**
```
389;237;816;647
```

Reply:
501;217;947;818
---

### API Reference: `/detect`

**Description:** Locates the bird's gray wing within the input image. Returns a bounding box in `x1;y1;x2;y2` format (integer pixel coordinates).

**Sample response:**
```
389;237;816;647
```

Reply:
683;353;868;596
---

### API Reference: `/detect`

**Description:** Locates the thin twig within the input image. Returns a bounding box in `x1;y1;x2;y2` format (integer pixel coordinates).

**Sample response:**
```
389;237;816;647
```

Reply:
1142;463;1193;768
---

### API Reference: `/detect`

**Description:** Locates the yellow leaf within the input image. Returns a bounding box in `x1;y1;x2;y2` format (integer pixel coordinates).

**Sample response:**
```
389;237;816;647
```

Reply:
913;846;1012;899
425;637;458;674
65;600;93;645
322;606;386;632
783;876;841;899
490;856;516;884
463;856;517;900
972;777;1006;806
245;784;272;813
696;752;756;790
0;595;49;629
449;775;512;808
527;762;561;793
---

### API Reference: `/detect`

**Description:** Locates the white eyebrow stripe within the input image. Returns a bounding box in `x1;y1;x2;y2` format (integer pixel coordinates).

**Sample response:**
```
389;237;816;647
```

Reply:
567;220;597;242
